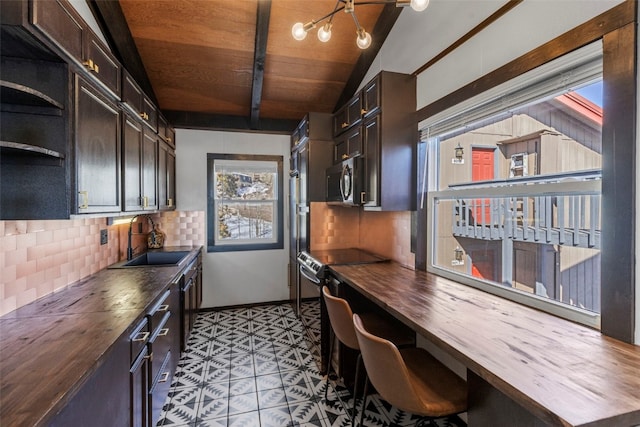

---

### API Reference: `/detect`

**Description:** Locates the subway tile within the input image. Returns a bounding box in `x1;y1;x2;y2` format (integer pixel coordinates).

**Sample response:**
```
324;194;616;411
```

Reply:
1;235;17;252
5;277;27;299
16;260;37;279
16;287;37;308
27;221;46;233
36;230;54;246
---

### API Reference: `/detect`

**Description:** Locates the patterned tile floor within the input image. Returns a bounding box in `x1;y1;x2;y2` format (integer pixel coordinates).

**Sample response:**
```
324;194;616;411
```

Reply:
157;301;466;427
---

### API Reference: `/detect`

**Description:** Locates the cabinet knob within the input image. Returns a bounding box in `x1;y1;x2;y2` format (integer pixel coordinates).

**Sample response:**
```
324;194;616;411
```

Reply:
140;112;149;121
341;122;348;129
361;109;367;115
342;154;349;160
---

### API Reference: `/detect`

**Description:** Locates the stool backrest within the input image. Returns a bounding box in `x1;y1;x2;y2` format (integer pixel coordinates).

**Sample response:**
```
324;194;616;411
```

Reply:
353;313;424;413
322;286;359;350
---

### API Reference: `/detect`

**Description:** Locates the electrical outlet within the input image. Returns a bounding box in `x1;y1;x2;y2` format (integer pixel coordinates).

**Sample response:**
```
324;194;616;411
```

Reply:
100;229;108;245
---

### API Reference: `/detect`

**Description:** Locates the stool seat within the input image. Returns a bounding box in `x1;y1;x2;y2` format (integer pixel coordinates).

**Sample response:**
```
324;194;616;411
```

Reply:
353;313;468;424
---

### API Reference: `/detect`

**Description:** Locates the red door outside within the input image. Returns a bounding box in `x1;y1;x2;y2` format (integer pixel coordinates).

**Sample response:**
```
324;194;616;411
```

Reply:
471;249;495;281
472;148;494;224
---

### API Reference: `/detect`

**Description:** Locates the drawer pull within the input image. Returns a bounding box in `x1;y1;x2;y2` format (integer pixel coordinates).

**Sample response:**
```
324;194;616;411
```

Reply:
78;191;89;209
361;108;367;115
140;112;149;121
158;371;170;383
158;328;169;337
341;122;348;129
84;59;99;73
132;331;150;342
158;304;169;312
341;154;349;160
361;191;367;204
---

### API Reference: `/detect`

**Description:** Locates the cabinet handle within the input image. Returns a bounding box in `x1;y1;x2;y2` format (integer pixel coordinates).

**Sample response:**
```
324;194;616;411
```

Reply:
361;192;366;204
341;122;348;129
167;138;172;143
341;154;349;160
158;371;170;383
143;196;149;208
158;304;169;312
84;59;98;73
78;191;89;209
158;328;169;337
361;109;367;115
140;112;149;121
132;331;150;342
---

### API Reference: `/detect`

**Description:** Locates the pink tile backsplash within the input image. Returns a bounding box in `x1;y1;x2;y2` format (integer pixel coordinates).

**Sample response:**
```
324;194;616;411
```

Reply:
0;211;205;316
310;202;415;269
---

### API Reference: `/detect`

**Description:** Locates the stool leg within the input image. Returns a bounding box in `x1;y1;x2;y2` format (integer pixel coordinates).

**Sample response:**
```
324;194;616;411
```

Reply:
358;376;369;427
351;353;362;427
324;328;335;401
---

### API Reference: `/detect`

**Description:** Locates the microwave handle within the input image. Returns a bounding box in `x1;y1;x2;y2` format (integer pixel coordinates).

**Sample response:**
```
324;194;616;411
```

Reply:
339;165;347;200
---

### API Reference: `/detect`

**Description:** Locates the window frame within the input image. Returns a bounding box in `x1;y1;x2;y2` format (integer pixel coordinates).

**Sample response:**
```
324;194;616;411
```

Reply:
413;2;636;342
206;153;284;252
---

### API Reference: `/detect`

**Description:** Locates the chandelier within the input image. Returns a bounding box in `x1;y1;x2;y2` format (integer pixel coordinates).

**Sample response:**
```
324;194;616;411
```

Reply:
291;0;429;49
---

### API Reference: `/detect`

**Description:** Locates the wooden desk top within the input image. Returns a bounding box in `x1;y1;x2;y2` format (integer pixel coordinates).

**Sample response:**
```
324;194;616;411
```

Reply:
330;262;640;427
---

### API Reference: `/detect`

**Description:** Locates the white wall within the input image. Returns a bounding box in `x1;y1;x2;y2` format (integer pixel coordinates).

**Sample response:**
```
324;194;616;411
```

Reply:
175;129;291;308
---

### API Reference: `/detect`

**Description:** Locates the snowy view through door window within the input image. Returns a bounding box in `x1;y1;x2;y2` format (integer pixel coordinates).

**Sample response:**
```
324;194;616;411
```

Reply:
207;155;283;252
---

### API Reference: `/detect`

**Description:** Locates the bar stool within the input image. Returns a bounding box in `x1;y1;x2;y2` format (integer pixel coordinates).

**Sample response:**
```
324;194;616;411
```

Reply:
353;313;467;427
322;286;414;426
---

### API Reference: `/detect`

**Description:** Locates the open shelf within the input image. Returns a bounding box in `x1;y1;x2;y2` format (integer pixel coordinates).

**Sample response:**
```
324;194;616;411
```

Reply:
1;80;64;109
0;140;65;160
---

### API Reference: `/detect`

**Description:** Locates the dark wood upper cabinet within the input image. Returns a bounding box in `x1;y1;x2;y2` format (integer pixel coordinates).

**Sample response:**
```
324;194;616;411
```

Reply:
84;31;121;96
332;71;416;211
158;140;176;211
31;0;84;62
75;76;121;214
122;113;144;212
333;95;363;137
142;128;158;210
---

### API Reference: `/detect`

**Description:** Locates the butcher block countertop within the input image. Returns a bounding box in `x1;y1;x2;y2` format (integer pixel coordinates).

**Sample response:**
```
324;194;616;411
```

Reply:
0;246;201;427
330;262;640;427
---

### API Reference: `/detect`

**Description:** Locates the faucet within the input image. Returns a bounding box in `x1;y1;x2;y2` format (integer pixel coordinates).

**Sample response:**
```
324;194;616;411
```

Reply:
127;214;156;260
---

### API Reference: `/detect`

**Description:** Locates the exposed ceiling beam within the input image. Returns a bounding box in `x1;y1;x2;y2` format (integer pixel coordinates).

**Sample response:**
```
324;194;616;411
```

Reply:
164;111;298;134
250;0;272;130
334;3;402;111
87;0;157;104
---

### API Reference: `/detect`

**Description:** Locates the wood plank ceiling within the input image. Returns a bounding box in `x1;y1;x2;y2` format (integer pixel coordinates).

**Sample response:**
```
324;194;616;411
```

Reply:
94;0;398;133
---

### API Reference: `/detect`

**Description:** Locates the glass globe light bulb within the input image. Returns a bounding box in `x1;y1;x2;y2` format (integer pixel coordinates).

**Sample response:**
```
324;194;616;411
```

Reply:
292;22;307;41
318;23;332;43
356;30;371;50
410;0;429;12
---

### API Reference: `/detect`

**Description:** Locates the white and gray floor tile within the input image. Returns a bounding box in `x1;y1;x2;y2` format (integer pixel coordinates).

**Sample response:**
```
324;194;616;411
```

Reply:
157;302;466;427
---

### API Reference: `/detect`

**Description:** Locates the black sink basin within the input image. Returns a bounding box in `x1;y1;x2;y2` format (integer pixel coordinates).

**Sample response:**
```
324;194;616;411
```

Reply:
124;251;191;266
109;251;191;268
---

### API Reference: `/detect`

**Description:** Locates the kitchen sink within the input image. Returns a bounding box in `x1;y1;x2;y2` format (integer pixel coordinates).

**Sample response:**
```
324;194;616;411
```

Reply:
109;251;191;268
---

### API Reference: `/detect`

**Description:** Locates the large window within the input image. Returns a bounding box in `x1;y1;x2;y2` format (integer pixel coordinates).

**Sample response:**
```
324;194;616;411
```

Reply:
422;43;603;327
207;154;283;252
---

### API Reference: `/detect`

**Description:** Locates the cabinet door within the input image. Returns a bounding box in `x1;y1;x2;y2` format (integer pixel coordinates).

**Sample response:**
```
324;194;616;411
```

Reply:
130;347;149;427
363;76;380;118
333;105;348;136
122;70;143;116
346;95;363;128
346;126;362;158
32;0;84;63
142;129;157;210
84;31;121;97
122;114;143;211
362;114;380;207
158;141;176;210
141;96;158;131
75;77;121;214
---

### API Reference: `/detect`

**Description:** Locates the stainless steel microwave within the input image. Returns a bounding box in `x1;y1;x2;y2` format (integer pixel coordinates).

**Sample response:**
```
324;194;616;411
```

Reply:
326;156;362;206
